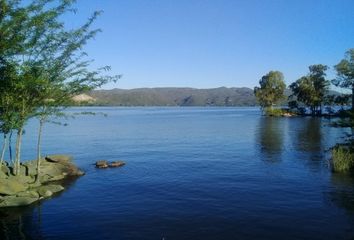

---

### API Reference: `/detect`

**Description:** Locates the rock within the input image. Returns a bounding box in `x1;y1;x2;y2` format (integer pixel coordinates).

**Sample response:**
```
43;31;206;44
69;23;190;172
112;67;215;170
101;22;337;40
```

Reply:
23;161;37;176
0;154;83;208
38;171;64;183
0;165;10;178
48;174;66;181
37;184;64;198
45;184;65;193
19;164;29;176
0;170;6;179
76;170;85;176
7;175;34;184
45;155;72;163
109;161;125;168
96;160;109;168
0;168;7;179
39;174;51;183
38;159;84;183
62;162;85;176
16;190;40;199
0;178;28;195
39;189;53;198
39;163;64;182
0;195;38;207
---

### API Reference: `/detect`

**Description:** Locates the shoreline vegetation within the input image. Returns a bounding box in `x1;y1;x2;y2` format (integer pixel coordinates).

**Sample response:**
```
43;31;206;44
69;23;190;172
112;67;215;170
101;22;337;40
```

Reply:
0;1;118;207
254;49;354;173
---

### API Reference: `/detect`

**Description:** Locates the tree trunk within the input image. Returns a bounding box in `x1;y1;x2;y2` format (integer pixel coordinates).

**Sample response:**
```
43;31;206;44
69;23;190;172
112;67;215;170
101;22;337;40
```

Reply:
35;119;44;183
352;86;354;112
8;130;13;166
0;134;7;167
14;127;23;176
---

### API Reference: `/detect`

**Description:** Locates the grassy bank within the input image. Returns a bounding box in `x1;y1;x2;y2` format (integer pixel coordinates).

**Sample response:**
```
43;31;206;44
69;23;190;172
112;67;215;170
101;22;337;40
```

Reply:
331;145;354;173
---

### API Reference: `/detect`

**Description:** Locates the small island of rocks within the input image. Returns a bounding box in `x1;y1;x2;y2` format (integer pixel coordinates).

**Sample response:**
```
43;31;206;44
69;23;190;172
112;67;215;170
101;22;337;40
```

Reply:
0;155;84;208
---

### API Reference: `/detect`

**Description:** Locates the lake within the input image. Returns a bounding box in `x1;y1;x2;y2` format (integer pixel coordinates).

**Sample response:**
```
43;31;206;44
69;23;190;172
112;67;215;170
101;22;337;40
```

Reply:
1;107;354;240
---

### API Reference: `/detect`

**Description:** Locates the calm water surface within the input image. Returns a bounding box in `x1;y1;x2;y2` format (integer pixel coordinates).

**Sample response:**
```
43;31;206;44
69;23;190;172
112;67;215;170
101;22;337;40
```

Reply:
1;107;354;240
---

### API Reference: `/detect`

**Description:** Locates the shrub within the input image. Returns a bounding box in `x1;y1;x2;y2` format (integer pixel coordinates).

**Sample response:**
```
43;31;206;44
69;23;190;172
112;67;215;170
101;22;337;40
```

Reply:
264;108;284;117
331;145;354;173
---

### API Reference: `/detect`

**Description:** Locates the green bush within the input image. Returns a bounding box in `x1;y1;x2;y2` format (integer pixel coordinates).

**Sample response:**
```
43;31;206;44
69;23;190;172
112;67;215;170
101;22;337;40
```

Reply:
264;108;283;117
331;146;354;173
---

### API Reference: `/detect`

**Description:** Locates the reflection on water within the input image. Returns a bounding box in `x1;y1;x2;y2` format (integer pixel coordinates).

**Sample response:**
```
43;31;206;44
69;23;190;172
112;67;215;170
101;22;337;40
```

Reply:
256;116;330;169
0;177;79;240
257;116;354;220
0;204;43;240
326;173;354;238
295;118;323;153
1;108;354;240
257;117;285;163
292;117;327;170
329;173;354;214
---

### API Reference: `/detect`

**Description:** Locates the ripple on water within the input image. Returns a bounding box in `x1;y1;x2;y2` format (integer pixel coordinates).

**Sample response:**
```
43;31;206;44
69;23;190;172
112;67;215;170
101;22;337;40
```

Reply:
1;107;353;240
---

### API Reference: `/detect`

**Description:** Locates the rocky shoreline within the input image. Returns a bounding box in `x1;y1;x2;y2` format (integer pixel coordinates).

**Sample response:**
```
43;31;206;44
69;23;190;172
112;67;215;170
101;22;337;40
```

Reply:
0;155;84;208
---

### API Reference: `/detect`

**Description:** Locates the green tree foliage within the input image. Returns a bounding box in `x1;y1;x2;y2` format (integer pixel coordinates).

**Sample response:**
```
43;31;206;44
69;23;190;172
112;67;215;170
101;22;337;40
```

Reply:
289;64;330;115
0;0;119;176
335;95;350;110
330;49;354;171
254;71;286;111
333;49;354;110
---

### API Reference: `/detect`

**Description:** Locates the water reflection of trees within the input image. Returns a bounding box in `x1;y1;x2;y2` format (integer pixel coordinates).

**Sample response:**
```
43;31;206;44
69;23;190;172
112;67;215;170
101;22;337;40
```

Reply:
328;173;354;214
257;117;285;163
257;117;325;164
290;118;326;171
0;204;44;240
295;118;323;153
326;173;354;237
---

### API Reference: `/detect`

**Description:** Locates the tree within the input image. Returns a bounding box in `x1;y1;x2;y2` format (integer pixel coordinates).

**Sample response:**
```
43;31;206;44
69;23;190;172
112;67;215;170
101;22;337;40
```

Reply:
0;0;119;177
335;95;351;110
289;64;330;115
0;61;20;168
333;49;354;110
0;0;29;169
254;71;286;111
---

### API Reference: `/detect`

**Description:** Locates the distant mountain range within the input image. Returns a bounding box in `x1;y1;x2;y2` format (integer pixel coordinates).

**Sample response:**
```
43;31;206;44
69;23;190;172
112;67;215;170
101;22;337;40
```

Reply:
85;87;257;106
72;87;343;107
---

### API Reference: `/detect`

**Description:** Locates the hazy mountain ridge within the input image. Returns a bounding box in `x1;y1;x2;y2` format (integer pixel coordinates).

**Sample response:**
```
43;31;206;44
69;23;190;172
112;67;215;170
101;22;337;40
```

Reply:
88;87;257;106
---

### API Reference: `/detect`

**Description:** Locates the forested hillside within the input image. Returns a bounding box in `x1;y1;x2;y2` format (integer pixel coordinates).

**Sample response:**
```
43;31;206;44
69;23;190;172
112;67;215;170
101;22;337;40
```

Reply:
88;87;257;106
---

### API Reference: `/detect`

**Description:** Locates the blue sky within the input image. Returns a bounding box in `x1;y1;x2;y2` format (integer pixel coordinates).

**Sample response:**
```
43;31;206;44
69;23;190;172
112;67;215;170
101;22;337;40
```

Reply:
66;0;354;90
